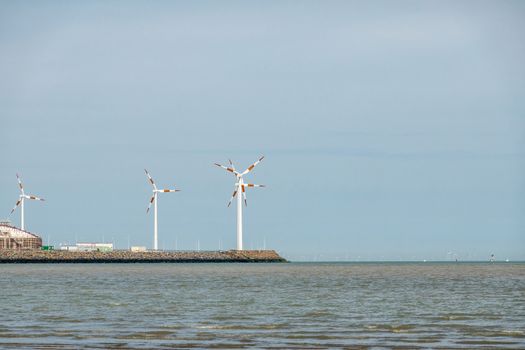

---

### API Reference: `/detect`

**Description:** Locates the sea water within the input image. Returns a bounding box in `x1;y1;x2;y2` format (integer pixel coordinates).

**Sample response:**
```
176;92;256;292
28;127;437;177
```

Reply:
0;262;524;349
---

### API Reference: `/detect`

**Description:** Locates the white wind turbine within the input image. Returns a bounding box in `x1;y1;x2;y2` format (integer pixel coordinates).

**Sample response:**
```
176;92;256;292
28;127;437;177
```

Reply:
214;156;265;251
9;173;45;231
144;169;180;251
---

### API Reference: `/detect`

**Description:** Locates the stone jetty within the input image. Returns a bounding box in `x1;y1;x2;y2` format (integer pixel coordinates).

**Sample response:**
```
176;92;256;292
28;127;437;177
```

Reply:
0;250;287;263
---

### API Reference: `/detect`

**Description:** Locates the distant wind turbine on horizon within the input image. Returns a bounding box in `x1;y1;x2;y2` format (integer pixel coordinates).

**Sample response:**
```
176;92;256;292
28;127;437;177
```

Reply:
214;156;265;251
144;169;180;251
9;173;45;231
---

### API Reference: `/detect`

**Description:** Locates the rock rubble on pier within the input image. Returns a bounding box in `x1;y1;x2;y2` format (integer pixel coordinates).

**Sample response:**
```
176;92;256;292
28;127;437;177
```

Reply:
0;250;287;263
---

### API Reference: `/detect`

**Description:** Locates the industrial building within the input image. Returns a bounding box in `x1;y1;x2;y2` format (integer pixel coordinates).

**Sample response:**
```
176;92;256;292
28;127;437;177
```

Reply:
60;242;114;252
0;220;42;250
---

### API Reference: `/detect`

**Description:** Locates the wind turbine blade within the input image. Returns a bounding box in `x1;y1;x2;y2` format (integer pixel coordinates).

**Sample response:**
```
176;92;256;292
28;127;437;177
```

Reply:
144;169;157;190
227;188;238;207
16;173;24;193
241;184;247;206
241;156;265;175
10;199;22;214
245;184;265;188
146;194;155;213
25;194;45;201
228;159;236;172
159;189;180;193
214;163;240;176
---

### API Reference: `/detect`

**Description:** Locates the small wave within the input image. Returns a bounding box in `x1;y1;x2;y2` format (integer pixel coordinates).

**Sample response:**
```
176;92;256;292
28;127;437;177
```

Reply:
0;331;76;339
196;325;224;329
303;311;334;318
466;330;525;338
434;313;503;321
196;323;288;330
392;329;410;333
283;333;345;340
116;330;175;340
436;314;472;321
390;324;416;334
109;302;125;306
501;330;525;337
455;339;520;345
365;324;416;333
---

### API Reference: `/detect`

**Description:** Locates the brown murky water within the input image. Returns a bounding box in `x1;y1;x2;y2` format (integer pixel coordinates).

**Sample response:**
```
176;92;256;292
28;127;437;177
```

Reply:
0;262;524;349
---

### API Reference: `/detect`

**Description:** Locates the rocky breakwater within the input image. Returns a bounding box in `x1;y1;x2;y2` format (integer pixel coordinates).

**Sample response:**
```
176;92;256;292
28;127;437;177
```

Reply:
0;250;287;263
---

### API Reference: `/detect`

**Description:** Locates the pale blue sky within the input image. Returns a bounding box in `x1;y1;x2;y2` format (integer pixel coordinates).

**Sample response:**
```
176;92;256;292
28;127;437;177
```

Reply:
1;1;524;260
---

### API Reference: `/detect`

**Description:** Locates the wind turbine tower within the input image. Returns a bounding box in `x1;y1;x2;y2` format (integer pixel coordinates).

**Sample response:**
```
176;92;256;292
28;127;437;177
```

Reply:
144;169;180;250
214;156;265;250
9;174;45;231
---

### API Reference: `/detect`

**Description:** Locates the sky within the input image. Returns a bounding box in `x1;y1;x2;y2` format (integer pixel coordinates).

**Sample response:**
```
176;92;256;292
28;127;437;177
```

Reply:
1;0;524;261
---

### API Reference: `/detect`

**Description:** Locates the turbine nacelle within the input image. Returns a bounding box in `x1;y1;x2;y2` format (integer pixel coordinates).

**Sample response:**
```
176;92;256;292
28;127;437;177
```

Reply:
22;194;45;201
234;183;266;188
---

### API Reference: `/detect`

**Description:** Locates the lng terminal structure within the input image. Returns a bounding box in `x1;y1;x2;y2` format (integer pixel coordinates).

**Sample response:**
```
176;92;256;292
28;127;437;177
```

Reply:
0;221;42;250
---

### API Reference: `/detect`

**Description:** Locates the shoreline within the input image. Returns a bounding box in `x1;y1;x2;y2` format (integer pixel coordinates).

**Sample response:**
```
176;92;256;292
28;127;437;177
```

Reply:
0;249;287;263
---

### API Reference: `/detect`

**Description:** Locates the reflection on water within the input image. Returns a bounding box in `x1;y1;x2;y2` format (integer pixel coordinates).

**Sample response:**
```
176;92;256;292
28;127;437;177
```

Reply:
0;262;524;349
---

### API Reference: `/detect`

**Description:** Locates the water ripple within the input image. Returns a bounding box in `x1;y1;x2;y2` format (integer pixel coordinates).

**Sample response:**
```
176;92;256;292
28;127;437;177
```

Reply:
0;262;524;349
